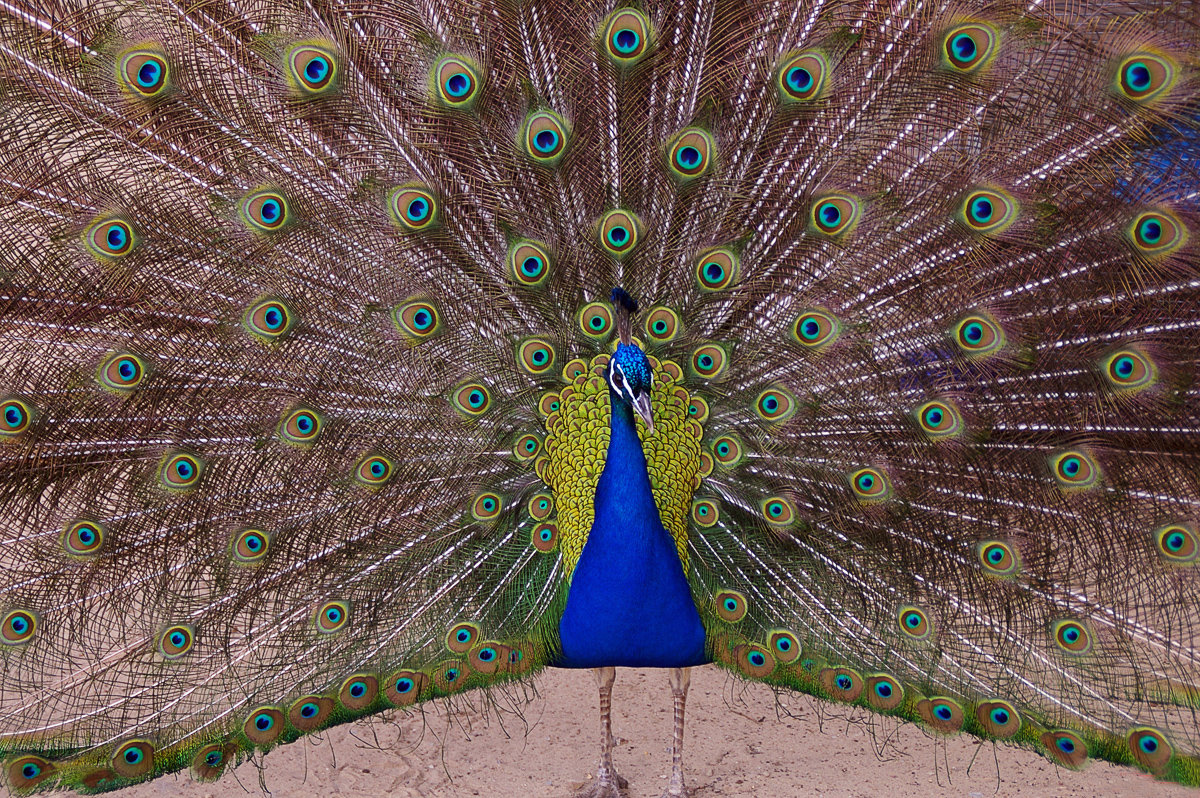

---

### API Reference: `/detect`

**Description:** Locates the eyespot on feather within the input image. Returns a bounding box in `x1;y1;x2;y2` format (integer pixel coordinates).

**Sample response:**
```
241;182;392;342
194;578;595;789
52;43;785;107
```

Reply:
339;674;379;711
111;740;154;779
288;43;338;95
117;48;170;98
778;50;828;102
602;9;651;65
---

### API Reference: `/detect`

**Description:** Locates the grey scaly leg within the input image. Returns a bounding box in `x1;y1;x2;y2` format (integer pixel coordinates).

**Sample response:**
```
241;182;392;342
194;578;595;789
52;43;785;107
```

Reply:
575;666;627;798
661;667;692;798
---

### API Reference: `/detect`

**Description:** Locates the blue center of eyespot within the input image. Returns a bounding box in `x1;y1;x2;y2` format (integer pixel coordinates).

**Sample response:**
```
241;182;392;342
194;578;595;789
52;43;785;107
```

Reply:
607;226;629;246
763;396;778;412
397;677;413;693
79;527;95;544
479;648;495;661
296;415;313;432
768;503;782;517
445;668;460;681
264;308;283;329
469;390;484;407
407;198;428;221
1058;737;1075;753
445;73;471;97
1139;219;1162;244
749;652;765;667
699;354;714;369
540;528;552;541
613;28;639;54
676;146;701;169
951;33;976;62
175;460;194;479
137;61;161;87
987;546;1004;563
787;66;813;92
705;262;724;282
170;632;185;646
1126;62;1151;91
256;713;273;731
875;682;892;698
935;705;953;721
802;319;820;339
457;629;471;642
1115;356;1134;377
905;613;920;628
858;474;875;491
991;708;1010;725
11;616;27;633
260;200;280;223
522;256;542;275
413;310;431;329
107;225;127;249
305;57;329;82
350;682;366;697
118;359;136;380
246;535;262;551
1062;458;1080;476
653;320;668;333
964;322;983;343
971;197;994;223
301;702;318;718
836;675;852;690
819;203;841;227
370;461;385;477
776;638;791;651
1166;532;1185;552
483;498;496;511
717;443;730;455
697;505;709;516
533;350;547;364
723;598;737;612
22;763;39;779
534;129;559;153
1062;626;1080;643
924;408;943;427
125;748;142;764
326;607;342;623
1140;736;1159;753
206;751;222;766
5;406;22;427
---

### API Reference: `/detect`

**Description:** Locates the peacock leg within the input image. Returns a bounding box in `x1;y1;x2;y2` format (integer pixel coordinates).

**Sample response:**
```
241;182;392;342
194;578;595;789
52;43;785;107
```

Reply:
575;666;628;798
660;667;692;798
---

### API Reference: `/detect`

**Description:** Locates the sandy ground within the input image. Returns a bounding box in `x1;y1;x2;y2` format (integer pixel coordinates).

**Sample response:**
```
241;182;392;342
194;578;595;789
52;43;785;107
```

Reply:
119;665;1193;798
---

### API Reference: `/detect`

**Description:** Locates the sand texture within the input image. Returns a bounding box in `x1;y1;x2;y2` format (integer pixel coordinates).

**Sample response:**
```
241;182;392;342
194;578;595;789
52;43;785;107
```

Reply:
112;665;1197;798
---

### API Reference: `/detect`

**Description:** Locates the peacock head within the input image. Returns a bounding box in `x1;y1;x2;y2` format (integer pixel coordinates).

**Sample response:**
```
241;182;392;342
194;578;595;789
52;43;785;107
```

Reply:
607;288;655;434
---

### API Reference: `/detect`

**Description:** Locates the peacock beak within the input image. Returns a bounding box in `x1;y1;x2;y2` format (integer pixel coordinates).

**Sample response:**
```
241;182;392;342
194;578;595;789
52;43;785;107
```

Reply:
632;392;654;435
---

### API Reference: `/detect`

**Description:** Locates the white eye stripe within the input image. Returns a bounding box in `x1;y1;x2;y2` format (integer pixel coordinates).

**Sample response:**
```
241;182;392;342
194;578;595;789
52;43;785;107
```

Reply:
609;362;624;393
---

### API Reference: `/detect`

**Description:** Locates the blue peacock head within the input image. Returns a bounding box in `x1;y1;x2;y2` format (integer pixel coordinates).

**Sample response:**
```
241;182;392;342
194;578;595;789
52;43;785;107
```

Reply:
607;288;655;433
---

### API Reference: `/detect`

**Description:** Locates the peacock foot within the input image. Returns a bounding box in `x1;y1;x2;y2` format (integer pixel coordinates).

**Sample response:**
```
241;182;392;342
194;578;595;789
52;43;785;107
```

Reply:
658;779;691;798
572;769;628;798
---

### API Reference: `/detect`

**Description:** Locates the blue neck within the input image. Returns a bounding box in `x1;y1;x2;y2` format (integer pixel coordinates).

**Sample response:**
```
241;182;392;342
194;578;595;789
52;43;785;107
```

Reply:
555;393;708;668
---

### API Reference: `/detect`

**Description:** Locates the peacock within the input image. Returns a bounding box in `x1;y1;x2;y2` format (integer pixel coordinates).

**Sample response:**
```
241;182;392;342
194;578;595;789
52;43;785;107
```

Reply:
0;0;1198;795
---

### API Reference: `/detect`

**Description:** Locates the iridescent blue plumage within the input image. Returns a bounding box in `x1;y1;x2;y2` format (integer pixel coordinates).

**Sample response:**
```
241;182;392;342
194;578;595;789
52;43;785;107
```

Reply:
557;339;707;668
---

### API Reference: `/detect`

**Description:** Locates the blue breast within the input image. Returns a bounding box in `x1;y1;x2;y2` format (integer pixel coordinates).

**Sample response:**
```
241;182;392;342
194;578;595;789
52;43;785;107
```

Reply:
556;398;709;668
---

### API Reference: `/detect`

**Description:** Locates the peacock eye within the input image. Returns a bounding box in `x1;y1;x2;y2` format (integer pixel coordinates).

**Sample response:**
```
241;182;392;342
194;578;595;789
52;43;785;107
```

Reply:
778;51;828;102
433;55;482;108
603;9;651;64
